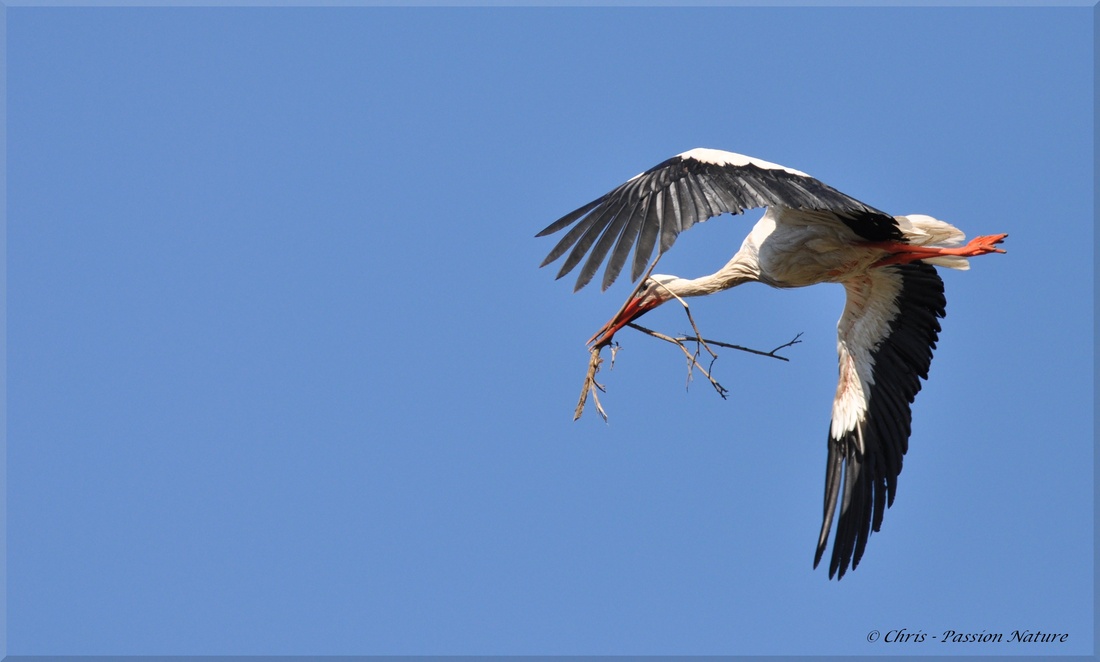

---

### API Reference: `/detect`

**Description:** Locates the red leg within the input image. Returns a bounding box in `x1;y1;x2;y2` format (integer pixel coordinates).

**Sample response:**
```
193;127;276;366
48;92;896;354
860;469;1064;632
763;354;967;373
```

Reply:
870;233;1008;267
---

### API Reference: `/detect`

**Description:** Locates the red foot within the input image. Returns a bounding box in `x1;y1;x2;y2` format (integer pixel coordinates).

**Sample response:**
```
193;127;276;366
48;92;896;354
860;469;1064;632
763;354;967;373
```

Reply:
959;233;1008;257
869;233;1008;267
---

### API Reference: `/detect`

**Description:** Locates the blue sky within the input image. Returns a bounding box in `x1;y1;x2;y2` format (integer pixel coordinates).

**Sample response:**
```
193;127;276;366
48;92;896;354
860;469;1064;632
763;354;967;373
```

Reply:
5;5;1093;657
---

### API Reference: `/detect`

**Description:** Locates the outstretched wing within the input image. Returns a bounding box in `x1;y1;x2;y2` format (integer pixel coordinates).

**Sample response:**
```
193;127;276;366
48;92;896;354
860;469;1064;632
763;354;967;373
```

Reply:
537;148;903;291
817;263;946;579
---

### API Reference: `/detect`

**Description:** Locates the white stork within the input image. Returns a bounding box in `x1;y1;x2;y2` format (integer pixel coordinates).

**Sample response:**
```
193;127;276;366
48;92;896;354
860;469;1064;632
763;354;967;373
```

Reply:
537;148;1006;579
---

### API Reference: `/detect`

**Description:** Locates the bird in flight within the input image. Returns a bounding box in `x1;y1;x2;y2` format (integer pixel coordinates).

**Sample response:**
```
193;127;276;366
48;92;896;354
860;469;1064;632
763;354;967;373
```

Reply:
537;148;1006;579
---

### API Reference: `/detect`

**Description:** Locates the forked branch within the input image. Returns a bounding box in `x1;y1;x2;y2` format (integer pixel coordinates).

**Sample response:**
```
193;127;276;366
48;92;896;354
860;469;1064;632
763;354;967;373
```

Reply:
574;345;608;422
631;325;804;362
572;256;801;421
573;306;802;421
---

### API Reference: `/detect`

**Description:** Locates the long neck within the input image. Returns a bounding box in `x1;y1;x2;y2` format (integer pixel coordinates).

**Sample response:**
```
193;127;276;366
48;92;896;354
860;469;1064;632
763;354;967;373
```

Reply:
664;252;759;298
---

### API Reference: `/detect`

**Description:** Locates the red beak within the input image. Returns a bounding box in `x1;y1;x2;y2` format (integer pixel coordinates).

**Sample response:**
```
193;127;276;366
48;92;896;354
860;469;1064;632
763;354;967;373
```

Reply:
588;295;661;347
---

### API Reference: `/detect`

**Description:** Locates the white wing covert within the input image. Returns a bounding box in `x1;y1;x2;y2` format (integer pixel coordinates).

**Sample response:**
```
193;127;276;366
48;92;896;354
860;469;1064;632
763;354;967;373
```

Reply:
536;148;904;292
817;262;947;579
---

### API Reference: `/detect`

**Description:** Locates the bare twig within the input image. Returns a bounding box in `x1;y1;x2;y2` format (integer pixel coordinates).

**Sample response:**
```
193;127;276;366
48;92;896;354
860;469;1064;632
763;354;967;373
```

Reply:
651;280;722;364
631;326;804;362
572;255;802;421
591;255;664;350
623;323;730;398
575;257;665;422
574;345;609;422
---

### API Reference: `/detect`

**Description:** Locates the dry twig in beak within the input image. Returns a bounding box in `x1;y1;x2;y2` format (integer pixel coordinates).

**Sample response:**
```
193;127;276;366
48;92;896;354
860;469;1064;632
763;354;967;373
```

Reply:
624;322;729;398
572;258;801;422
630;324;804;362
574;344;610;422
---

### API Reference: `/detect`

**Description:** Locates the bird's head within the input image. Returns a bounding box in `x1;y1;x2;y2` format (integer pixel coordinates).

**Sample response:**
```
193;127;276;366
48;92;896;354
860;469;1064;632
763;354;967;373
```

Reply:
588;274;680;347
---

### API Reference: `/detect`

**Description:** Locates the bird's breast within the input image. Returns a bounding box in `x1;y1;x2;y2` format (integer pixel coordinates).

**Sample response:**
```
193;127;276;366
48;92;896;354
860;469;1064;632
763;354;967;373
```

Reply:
755;223;880;288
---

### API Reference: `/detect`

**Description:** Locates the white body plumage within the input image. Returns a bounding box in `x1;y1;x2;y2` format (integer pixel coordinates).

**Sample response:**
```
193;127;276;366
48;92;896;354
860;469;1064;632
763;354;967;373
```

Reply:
538;148;1006;579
